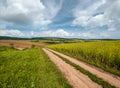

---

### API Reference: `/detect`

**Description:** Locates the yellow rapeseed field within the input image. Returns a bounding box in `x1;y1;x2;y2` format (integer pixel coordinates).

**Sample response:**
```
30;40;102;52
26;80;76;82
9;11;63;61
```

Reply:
48;41;120;76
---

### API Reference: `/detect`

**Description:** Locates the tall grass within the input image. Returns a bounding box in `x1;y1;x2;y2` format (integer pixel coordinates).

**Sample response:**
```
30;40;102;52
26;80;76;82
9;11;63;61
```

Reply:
0;46;72;88
48;41;120;76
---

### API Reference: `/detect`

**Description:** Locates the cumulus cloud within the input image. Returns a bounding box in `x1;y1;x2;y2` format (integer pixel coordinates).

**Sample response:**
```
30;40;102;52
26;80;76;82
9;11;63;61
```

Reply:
72;0;120;31
0;22;70;37
29;29;70;37
0;0;63;26
9;29;70;38
104;0;120;31
72;0;105;27
70;31;111;39
0;29;24;37
0;0;44;25
0;24;24;37
78;32;96;38
43;29;70;37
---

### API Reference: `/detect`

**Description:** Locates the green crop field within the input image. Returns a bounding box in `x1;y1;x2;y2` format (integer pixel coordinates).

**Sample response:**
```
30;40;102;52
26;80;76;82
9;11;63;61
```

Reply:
0;46;72;88
48;41;120;76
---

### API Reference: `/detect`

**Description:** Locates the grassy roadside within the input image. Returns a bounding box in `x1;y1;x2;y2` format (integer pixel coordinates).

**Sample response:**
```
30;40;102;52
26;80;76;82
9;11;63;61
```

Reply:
0;46;72;88
49;50;116;88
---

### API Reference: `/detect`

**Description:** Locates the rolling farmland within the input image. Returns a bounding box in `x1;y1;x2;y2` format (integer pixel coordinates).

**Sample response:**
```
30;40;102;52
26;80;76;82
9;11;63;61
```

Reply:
0;39;120;88
48;41;120;76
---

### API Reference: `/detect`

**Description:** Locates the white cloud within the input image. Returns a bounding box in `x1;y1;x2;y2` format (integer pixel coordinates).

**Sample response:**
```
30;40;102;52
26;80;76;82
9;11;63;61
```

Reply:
0;0;44;25
0;23;70;37
24;29;70;37
72;31;110;39
0;0;63;27
74;32;97;39
104;0;120;31
100;32;110;37
41;0;63;19
87;14;106;27
72;0;120;31
72;0;106;27
43;29;70;37
0;24;24;37
0;29;24;37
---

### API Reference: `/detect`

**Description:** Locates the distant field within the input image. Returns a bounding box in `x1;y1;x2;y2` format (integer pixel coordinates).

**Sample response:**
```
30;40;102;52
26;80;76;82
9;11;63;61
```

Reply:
48;41;120;76
0;46;71;88
0;40;47;49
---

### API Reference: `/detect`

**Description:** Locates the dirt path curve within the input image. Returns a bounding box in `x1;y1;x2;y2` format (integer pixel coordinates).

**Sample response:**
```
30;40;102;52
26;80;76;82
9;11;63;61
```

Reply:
48;48;120;88
43;48;101;88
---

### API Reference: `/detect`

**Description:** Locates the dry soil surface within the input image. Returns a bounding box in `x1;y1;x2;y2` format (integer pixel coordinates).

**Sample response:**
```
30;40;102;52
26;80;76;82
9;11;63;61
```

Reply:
48;48;120;88
43;48;101;88
0;40;47;49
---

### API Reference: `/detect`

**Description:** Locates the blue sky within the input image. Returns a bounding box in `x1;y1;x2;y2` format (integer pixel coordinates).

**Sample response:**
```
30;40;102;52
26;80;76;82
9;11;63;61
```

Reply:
0;0;120;39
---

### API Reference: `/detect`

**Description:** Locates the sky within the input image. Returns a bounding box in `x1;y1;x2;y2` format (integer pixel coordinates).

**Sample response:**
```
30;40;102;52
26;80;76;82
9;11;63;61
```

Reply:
0;0;120;39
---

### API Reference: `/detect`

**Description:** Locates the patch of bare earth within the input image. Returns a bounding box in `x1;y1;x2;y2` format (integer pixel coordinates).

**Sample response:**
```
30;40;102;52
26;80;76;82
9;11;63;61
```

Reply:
0;40;47;49
48;48;120;88
43;48;101;88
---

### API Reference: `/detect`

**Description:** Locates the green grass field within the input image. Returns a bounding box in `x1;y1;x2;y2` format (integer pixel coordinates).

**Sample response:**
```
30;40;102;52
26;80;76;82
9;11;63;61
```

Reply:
48;41;120;76
0;46;72;88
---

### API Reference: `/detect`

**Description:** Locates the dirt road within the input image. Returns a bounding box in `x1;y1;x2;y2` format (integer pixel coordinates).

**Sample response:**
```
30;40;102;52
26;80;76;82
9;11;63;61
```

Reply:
43;48;101;88
48;48;120;88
